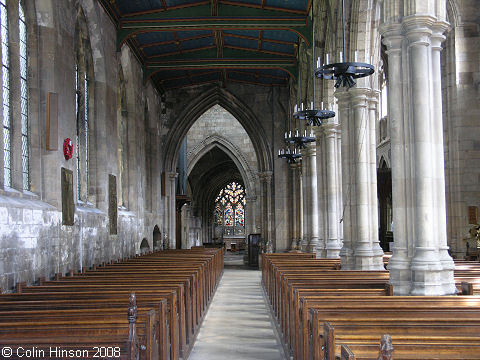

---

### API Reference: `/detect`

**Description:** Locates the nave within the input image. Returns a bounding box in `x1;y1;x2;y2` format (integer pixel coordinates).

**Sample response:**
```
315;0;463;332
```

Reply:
189;256;286;360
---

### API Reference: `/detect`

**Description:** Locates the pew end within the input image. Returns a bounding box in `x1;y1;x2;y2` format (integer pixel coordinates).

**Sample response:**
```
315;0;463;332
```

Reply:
339;344;355;360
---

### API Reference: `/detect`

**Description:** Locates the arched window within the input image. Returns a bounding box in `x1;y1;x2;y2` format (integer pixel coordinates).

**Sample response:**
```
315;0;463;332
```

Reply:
19;0;29;190
214;182;246;236
117;67;128;208
1;0;11;187
74;7;93;203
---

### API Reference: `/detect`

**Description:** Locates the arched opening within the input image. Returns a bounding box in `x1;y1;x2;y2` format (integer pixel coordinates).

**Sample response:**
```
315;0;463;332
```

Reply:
140;238;150;254
153;225;162;250
377;157;392;252
172;104;259;252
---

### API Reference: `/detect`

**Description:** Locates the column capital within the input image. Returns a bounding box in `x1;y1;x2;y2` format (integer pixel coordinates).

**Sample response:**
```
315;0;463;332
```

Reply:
322;123;340;137
402;16;435;45
168;172;178;181
348;87;371;107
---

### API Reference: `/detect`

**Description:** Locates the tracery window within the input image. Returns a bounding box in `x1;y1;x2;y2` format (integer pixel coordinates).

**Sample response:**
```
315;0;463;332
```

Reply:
74;7;93;203
19;0;29;190
1;0;11;187
214;182;246;236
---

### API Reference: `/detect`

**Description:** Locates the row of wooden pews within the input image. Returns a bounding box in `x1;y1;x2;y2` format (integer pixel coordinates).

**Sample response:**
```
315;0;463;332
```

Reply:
0;247;224;360
262;253;480;360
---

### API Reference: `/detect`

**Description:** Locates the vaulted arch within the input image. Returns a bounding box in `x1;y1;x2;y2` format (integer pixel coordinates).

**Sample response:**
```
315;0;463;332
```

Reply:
163;87;273;175
187;135;257;198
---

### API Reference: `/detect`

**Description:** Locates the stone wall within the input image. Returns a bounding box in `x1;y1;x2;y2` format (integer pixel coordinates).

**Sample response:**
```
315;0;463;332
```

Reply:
0;0;164;292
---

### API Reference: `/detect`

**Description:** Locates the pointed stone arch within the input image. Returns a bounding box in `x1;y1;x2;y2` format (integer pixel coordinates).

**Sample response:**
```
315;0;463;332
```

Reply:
163;87;273;174
187;134;257;198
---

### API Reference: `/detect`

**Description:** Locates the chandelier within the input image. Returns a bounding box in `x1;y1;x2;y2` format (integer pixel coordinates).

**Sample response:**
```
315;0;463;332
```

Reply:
315;0;374;89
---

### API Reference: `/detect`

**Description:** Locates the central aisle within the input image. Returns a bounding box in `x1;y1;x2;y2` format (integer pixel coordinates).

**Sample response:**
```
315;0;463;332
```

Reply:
188;267;286;360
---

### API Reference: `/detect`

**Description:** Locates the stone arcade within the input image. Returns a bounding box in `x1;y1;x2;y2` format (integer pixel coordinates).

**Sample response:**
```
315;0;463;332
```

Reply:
0;0;479;299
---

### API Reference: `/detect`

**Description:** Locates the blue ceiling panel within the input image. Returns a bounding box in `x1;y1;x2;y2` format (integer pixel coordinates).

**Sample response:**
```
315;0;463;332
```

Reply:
181;36;214;50
153;69;188;79
262;30;298;43
190;71;220;83
164;0;204;7
136;32;175;45
224;35;258;50
262;41;294;55
224;30;259;38
116;0;164;14
264;0;307;11
230;0;262;6
144;43;179;56
176;30;212;40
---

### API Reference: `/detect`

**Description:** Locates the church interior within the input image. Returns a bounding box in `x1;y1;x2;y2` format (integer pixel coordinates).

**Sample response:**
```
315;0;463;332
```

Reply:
1;0;480;358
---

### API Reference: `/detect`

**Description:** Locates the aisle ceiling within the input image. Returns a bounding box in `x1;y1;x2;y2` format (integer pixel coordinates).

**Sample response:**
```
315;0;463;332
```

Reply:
99;0;312;90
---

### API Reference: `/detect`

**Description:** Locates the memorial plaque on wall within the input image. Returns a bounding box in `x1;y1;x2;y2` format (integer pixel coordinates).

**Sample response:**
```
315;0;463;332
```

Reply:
468;206;478;224
109;174;118;234
61;167;74;226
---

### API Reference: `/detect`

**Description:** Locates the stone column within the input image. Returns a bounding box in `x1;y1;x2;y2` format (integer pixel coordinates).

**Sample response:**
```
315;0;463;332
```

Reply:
315;131;327;256
300;148;311;252
404;18;444;295
380;12;455;295
380;25;412;294
245;195;257;238
323;123;342;258
336;89;383;270
168;172;178;249
307;139;323;256
431;24;457;295
258;171;273;252
336;91;354;269
290;163;300;250
368;92;385;263
264;171;274;253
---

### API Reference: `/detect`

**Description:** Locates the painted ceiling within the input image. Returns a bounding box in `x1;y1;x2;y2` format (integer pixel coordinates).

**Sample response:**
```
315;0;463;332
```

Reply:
99;0;312;90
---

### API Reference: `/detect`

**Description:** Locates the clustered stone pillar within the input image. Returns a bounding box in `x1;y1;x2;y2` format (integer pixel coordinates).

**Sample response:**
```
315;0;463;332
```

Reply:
379;7;456;294
300;147;311;252
289;163;301;250
259;171;274;253
167;172;178;249
307;139;323;256
336;88;384;270
323;124;343;258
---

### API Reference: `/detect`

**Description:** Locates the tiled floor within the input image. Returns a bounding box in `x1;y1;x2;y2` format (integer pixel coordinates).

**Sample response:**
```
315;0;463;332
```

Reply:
188;265;286;360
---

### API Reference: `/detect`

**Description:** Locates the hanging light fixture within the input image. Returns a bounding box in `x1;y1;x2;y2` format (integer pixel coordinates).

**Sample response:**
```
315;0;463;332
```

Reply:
278;145;302;164
315;0;374;89
292;4;335;127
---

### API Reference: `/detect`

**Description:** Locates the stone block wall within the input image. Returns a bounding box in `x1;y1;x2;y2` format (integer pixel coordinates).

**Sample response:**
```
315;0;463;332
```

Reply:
0;0;165;292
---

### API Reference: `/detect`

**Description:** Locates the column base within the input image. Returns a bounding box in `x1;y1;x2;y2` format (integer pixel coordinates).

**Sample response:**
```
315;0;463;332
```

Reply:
326;239;342;259
439;246;458;295
354;255;385;271
387;250;412;295
340;247;354;270
410;247;445;295
290;238;298;251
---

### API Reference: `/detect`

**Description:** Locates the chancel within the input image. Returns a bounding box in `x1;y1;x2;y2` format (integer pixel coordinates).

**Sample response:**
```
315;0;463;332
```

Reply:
1;0;480;359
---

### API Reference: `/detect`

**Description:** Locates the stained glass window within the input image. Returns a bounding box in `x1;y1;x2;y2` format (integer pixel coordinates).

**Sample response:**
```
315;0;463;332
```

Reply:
1;0;11;187
215;203;222;225
224;203;233;226
214;182;246;233
19;1;29;190
235;206;244;226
